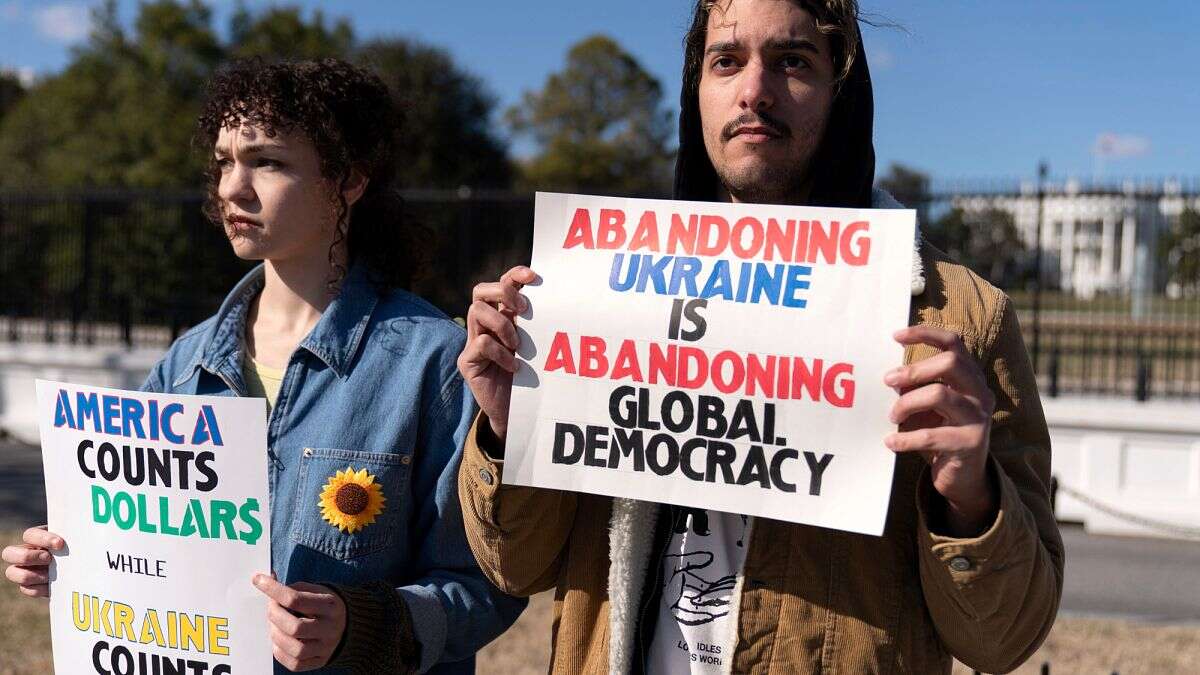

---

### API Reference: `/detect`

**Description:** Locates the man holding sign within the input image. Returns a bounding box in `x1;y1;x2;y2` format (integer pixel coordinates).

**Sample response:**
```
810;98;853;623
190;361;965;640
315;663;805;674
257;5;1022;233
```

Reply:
457;1;1063;673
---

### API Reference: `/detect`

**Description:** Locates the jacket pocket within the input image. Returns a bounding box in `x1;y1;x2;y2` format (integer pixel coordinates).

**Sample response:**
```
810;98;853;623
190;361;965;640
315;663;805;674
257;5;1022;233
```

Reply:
289;447;412;560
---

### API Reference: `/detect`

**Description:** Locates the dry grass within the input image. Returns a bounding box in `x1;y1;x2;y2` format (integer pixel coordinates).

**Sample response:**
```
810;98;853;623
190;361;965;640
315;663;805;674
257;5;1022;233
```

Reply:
3;544;1197;675
0;581;52;675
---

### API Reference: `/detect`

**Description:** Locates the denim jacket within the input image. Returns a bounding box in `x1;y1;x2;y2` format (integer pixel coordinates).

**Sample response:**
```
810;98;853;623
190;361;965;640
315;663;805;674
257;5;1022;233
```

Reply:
142;263;525;673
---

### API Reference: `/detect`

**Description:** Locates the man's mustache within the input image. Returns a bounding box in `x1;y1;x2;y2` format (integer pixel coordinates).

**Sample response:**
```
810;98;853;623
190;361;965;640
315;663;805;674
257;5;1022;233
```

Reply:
721;111;791;141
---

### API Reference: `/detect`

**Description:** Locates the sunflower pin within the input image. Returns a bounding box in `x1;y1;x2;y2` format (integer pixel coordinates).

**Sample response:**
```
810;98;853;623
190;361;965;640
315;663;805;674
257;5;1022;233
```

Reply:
318;467;386;534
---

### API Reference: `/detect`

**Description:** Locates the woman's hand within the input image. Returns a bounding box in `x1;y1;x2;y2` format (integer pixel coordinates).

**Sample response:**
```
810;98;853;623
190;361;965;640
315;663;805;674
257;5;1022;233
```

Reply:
2;526;65;598
458;265;537;442
253;573;347;671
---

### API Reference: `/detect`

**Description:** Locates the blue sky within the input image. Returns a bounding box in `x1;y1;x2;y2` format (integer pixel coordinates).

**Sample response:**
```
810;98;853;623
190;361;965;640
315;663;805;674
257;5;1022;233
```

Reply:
1;0;1197;182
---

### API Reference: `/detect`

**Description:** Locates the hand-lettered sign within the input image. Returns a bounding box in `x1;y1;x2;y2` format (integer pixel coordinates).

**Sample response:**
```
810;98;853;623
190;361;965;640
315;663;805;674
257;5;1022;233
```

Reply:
36;381;272;673
504;192;916;536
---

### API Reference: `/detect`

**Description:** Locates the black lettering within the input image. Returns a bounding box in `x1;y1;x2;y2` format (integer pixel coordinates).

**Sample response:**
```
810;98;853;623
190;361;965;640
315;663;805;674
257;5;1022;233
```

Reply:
645;434;680;476
705;441;736;484
194;452;218;492
77;439;96;478
727;399;761;442
609;386;637;428
636;388;660;430
92;640;111;674
770;449;799;493
736;445;770;488
661;392;694;432
679;438;706;481
120;446;145;486
584;425;609;467
610;428;646;471
668;298;685;339
681;299;708;341
97;442;120;481
171;450;194;489
552;423;584;464
697;396;727;438
804;451;834;496
147;447;172;488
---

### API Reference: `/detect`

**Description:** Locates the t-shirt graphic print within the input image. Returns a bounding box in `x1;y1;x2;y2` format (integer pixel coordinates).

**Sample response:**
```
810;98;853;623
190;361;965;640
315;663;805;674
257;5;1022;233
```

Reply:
648;508;751;674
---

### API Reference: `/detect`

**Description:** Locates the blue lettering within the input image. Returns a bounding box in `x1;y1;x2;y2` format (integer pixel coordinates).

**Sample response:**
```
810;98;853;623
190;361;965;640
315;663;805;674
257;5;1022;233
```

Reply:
162;403;185;444
783;265;812;308
76;392;102;432
54;389;76;429
609;253;638;292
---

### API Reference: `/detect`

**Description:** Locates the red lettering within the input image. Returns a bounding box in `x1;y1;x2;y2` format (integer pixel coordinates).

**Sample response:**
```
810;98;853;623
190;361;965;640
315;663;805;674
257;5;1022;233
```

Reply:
629;211;660;251
711;350;746;394
791;358;823;401
807;220;840;264
648;343;677;386
840;221;871;265
746;353;776;398
598;209;627;249
678;347;707;389
610;340;643;381
763;218;795;262
579;336;609;377
824;363;856;407
697;215;730;256
563;208;595;249
667;214;698;254
543;331;576;374
730;217;764;259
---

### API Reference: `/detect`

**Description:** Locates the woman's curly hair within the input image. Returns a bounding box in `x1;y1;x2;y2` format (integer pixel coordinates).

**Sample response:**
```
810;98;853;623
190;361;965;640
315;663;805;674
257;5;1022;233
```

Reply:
196;57;424;291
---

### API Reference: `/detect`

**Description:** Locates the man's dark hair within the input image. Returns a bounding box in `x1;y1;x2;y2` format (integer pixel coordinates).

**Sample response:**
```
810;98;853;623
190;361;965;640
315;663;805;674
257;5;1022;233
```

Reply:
197;57;423;290
682;0;862;102
675;0;875;208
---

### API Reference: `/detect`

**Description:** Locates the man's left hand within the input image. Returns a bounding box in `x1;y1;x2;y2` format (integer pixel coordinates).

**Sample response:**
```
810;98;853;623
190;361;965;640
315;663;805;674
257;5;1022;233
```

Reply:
885;326;998;536
254;574;347;671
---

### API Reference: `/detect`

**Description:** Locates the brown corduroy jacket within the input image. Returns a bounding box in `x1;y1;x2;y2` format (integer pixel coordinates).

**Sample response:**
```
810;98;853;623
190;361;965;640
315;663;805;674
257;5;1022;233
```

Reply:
458;241;1065;674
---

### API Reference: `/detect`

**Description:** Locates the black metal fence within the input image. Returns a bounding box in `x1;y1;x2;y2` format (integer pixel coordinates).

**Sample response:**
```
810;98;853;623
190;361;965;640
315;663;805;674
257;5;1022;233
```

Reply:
2;186;1198;400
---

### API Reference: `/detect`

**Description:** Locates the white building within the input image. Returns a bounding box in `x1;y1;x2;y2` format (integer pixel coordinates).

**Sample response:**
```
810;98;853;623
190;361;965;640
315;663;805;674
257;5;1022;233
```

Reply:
950;179;1200;299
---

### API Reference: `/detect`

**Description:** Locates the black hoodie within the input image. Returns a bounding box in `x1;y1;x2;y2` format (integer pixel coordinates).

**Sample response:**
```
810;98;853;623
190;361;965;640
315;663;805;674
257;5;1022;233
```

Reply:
631;23;878;673
673;26;876;209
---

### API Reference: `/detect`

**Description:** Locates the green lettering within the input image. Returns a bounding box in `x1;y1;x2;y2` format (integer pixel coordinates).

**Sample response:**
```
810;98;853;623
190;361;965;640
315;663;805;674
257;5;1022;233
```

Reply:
238;498;263;546
91;485;112;524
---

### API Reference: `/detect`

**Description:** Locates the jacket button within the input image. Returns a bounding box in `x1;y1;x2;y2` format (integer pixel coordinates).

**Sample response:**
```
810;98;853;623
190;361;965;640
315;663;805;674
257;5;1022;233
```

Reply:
401;455;412;465
479;468;494;485
949;556;972;572
303;448;313;457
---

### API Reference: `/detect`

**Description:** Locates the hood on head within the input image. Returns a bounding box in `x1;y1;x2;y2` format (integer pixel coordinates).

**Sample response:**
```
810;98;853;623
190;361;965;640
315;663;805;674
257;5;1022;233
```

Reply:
673;6;876;208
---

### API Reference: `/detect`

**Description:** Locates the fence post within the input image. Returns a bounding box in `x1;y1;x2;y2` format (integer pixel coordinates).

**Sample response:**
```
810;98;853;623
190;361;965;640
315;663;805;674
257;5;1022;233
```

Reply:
71;196;97;345
1048;348;1060;398
1136;352;1151;402
1031;161;1048;372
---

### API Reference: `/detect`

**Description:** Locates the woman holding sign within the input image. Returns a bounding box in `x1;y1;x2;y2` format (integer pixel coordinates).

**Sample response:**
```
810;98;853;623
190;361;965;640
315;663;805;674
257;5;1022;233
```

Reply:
2;59;523;673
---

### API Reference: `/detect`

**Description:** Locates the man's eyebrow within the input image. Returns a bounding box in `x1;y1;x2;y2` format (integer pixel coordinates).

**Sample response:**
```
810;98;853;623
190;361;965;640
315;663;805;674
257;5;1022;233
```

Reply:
705;38;821;55
705;40;741;55
765;37;821;54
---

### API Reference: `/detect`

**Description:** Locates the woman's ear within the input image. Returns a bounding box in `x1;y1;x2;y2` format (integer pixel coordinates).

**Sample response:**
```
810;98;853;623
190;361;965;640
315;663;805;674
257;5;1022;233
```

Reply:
342;168;369;209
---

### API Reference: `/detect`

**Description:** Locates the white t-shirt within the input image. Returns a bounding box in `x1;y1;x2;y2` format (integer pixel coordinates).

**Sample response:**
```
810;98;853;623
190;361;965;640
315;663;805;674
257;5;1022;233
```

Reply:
647;509;751;674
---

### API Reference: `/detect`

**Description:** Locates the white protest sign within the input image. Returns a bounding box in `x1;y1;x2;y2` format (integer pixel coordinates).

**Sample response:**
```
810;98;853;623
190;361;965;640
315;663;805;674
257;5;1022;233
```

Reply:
504;192;915;536
36;380;272;674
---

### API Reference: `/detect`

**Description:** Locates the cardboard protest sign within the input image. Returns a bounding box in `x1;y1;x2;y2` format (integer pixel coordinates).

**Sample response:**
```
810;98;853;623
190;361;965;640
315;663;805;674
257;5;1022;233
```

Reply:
504;193;915;536
36;381;271;674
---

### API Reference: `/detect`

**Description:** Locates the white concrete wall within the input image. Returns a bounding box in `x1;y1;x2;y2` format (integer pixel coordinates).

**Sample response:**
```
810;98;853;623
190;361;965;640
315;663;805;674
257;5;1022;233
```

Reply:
3;345;1199;539
1044;397;1200;539
0;343;162;443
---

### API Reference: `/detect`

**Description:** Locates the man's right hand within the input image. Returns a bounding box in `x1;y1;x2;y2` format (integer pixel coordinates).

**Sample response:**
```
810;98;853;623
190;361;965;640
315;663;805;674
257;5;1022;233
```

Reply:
2;526;65;598
458;265;537;444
